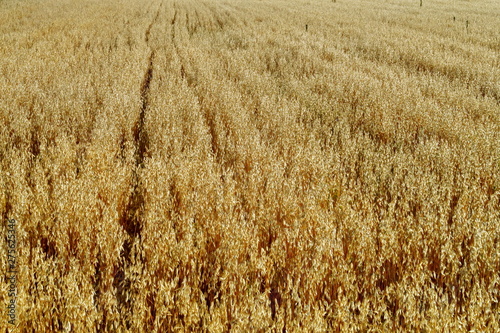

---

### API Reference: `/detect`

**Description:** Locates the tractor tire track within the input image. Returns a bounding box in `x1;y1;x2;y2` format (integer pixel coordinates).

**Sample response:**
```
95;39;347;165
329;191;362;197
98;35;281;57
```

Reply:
145;2;162;43
113;1;162;329
170;1;219;159
136;50;154;167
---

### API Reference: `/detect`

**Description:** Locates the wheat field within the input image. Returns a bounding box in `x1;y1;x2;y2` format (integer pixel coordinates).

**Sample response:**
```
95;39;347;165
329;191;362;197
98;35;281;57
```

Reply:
1;0;499;331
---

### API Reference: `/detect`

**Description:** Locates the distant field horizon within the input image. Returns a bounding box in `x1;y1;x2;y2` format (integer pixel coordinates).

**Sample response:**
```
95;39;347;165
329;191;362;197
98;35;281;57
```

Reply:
1;0;499;331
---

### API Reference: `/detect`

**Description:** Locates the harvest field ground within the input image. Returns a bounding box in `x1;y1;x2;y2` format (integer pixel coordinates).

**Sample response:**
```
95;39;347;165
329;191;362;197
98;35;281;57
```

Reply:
1;0;500;331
